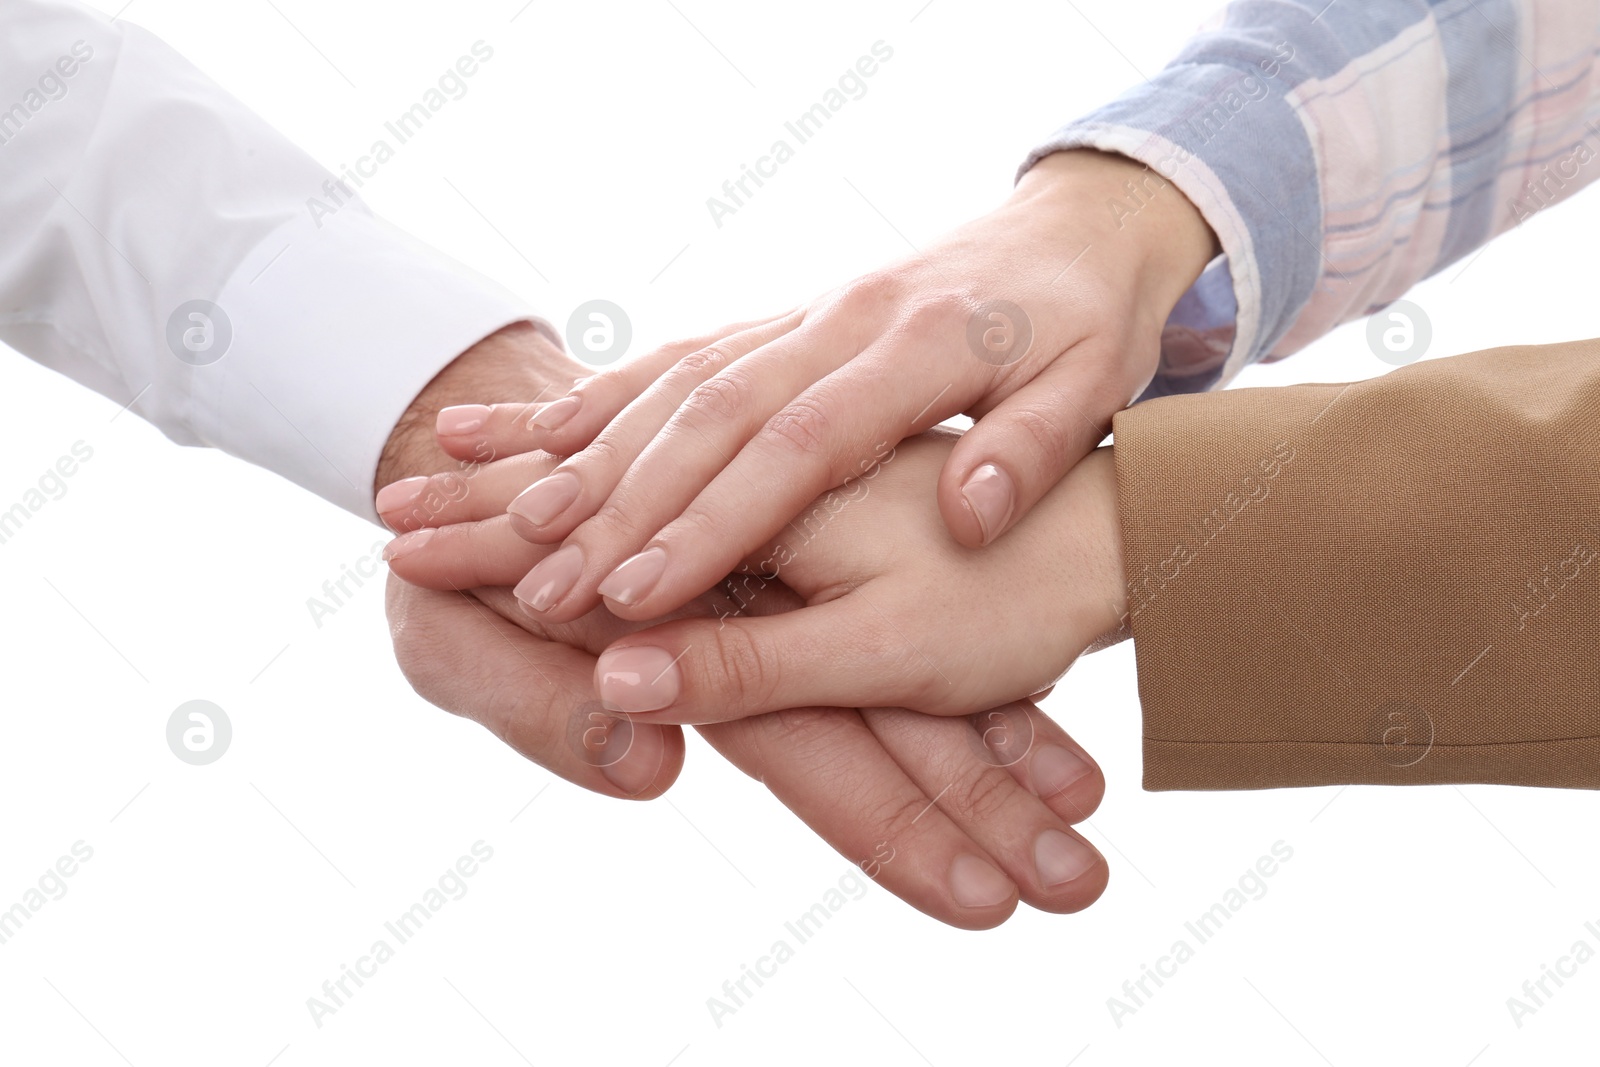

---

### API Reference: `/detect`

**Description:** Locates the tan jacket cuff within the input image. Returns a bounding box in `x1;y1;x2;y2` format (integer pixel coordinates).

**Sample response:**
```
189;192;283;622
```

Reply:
1110;339;1600;790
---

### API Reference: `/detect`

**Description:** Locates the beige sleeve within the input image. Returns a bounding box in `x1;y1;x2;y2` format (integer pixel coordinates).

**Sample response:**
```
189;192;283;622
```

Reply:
1110;338;1600;790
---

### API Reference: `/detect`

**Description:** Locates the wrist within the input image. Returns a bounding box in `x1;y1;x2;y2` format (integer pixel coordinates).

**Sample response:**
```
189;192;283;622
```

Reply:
1036;446;1128;658
1010;149;1218;326
375;322;583;490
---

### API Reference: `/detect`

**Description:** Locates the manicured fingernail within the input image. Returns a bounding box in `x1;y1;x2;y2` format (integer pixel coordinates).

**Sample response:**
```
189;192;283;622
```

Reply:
375;475;428;514
961;463;1015;546
381;527;435;561
507;472;580;527
1030;745;1091;798
513;544;584;613
531;395;581;431
948;854;1013;908
436;404;490;436
1034;829;1097;887
596;646;681;714
598;546;667;606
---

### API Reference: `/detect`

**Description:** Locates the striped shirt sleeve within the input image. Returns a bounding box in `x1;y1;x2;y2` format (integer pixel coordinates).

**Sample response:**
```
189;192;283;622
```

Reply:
1022;0;1600;399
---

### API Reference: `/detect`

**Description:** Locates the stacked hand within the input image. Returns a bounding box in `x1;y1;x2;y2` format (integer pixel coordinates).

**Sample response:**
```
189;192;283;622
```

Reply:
376;327;1116;930
376;147;1210;927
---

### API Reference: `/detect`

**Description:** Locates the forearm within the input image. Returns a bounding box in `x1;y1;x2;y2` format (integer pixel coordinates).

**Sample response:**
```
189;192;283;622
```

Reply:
1025;0;1600;394
1111;337;1600;790
0;1;538;518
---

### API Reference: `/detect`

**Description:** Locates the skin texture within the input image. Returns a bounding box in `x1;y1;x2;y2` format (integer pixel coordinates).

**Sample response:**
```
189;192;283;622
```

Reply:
491;148;1215;629
376;325;1112;928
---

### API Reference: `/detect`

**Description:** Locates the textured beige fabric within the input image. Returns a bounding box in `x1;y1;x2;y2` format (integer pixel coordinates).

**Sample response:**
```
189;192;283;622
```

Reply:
1111;338;1600;790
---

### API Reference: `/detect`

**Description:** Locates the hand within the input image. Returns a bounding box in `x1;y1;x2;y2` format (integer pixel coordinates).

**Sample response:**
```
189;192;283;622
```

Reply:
376;330;1112;926
479;148;1211;625
390;411;1126;724
581;431;1130;723
376;322;685;798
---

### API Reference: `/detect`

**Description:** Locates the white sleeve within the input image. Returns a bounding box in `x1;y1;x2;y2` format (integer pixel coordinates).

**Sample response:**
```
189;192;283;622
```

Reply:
0;0;551;519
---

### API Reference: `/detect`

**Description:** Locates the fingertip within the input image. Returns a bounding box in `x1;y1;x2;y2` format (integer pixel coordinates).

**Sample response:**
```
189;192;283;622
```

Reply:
528;394;582;434
597;720;686;800
1028;742;1105;823
436;404;490;438
959;462;1017;548
376;475;429;525
947;853;1020;928
436;433;495;463
1040;839;1110;914
938;477;985;549
381;527;436;564
505;473;583;540
526;385;616;455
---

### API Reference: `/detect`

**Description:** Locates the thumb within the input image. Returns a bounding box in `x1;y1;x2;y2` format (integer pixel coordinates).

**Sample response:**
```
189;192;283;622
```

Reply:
938;353;1126;548
589;598;964;723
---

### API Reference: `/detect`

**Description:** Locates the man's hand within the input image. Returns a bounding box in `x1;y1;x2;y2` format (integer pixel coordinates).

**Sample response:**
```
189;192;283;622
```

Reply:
375;322;684;798
374;321;582;516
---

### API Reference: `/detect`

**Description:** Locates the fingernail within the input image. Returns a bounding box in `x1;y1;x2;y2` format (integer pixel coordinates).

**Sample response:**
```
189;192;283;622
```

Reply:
1034;828;1097;887
531;395;581;431
507;472;580;527
513;544;584;613
948;854;1013;908
961;463;1015;546
1030;745;1091;798
598;546;667;606
436;404;490;436
375;475;428;514
381;527;435;561
596;646;681;714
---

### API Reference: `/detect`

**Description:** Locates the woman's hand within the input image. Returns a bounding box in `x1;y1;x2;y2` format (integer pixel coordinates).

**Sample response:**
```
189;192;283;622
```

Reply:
578;431;1130;723
462;148;1210;626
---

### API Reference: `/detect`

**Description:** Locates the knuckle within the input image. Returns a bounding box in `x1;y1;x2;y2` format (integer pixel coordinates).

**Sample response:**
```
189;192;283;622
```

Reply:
672;340;741;382
681;369;761;426
762;398;832;456
668;505;727;549
709;625;779;709
860;791;938;846
899;290;970;336
767;706;856;759
583;498;645;545
565;371;614;410
945;766;1016;824
572;429;623;474
662;334;714;361
837;269;902;310
1008;406;1076;470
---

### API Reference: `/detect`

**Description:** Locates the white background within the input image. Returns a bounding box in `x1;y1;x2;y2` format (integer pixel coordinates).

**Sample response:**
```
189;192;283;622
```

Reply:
4;0;1600;1064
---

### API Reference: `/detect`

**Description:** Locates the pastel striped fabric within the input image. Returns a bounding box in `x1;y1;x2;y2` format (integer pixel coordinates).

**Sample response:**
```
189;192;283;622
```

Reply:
1024;0;1600;399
